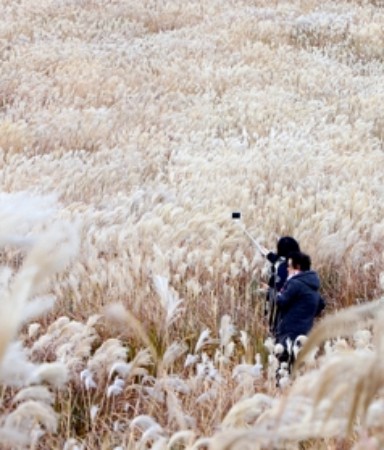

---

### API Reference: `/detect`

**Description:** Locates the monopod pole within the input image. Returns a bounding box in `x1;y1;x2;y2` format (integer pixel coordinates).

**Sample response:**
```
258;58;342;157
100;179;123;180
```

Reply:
231;212;268;257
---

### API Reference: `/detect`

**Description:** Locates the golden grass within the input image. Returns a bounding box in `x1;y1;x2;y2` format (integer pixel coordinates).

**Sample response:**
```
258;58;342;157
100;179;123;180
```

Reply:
1;0;384;448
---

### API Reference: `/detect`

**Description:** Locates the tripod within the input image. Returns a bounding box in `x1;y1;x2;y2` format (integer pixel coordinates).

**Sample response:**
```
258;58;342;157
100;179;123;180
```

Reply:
267;261;279;335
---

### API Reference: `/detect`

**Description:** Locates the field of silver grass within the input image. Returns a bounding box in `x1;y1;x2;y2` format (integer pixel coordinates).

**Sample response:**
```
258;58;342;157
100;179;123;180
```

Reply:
1;0;384;448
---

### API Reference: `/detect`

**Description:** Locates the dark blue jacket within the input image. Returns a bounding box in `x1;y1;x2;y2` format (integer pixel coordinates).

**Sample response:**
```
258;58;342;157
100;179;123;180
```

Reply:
267;253;288;292
275;270;325;343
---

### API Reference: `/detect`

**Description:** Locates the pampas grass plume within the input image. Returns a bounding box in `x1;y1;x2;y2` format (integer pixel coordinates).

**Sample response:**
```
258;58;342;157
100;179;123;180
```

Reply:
21;295;56;324
5;400;58;433
13;386;54;405
219;314;236;349
130;415;160;432
194;329;211;353
0;427;30;448
167;430;195;448
29;362;68;388
221;393;274;428
153;275;184;326
162;341;188;369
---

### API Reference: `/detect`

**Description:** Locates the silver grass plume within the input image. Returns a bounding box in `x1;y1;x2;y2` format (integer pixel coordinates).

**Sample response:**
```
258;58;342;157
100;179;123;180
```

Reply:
353;329;372;349
12;386;54;405
165;387;189;430
209;419;346;450
28;323;41;339
1;341;68;388
150;436;168;450
139;425;165;448
63;438;85;450
21;295;56;324
295;299;384;370
162;341;188;370
194;329;211;353
0;192;56;247
153;275;184;326
0;266;12;292
232;354;263;381
4;400;58;434
167;430;195;449
0;342;39;387
104;302;158;361
239;330;249;353
219;315;236;349
264;336;275;354
159;376;190;395
29;362;68;388
196;388;218;405
54;321;99;374
221;393;275;428
0;428;30;448
87;338;127;380
130;415;161;433
107;377;125;397
189;437;212;449
109;348;152;379
0;198;79;364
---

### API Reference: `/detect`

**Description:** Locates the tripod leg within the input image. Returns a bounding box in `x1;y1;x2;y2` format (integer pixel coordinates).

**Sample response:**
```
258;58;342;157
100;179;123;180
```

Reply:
268;290;278;335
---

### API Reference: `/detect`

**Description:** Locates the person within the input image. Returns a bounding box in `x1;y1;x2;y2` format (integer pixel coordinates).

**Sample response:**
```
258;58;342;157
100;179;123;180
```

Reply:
275;251;325;373
265;236;300;333
267;236;301;291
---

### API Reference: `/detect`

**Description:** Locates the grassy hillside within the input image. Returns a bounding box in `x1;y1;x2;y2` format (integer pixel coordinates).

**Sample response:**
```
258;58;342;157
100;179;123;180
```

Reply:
1;0;384;448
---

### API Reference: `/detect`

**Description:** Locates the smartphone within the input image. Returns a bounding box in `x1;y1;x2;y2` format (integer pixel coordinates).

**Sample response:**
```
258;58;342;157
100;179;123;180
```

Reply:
232;212;241;219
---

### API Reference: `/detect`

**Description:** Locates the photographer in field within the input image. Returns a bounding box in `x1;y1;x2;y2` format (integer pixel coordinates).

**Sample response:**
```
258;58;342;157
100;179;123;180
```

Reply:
275;251;325;372
265;236;301;333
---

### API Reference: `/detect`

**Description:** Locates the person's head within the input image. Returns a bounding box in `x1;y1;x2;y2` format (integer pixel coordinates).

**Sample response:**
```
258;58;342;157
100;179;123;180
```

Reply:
277;236;300;258
287;251;311;274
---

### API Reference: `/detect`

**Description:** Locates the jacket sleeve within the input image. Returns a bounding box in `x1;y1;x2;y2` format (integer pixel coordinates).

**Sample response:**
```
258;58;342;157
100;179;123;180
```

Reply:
276;279;298;309
275;261;288;291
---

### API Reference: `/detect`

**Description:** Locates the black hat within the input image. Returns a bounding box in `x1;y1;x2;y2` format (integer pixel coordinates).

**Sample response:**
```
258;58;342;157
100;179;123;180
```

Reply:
277;236;300;258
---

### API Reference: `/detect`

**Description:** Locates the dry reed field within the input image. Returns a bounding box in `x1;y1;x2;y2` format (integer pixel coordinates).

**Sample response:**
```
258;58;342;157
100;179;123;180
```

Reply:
1;0;384;448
